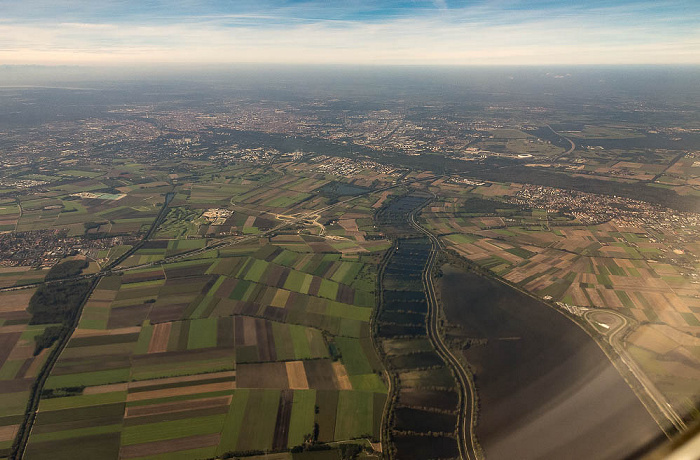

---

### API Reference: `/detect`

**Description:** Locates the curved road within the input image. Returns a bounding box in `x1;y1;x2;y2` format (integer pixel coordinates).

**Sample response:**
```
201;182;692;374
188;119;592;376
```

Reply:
0;176;440;294
409;210;481;460
583;309;686;435
375;244;397;457
7;175;441;459
547;124;576;159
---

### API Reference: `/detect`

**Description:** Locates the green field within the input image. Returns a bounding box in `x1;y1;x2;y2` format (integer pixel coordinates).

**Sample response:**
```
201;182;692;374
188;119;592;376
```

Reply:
333;391;374;440
10;164;390;459
121;414;227;445
287;390;317;448
187;318;218;349
235;389;280;452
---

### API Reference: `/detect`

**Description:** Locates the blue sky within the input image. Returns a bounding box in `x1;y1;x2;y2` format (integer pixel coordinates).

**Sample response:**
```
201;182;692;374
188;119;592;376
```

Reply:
0;0;698;65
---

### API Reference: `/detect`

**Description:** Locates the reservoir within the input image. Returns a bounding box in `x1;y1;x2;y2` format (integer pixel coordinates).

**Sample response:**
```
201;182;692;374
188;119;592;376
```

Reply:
439;265;663;459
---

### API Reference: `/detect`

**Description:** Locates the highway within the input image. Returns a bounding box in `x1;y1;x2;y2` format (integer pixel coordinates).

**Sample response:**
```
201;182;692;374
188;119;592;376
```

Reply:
0;176;439;294
547;124;576;159
12;277;102;460
375;244;397;457
583;309;687;435
409;210;481;460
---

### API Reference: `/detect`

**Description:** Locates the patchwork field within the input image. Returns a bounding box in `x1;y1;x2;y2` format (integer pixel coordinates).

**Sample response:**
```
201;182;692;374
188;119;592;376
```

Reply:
0;266;48;289
0;289;59;458
0;162;452;459
422;184;700;420
0;199;20;233
14;175;165;237
22;235;388;458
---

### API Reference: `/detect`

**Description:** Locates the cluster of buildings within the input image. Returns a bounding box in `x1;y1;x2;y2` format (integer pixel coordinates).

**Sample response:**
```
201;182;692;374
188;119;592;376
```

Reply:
0;230;82;267
0;230;129;268
213;146;280;165
311;156;397;176
202;208;233;226
508;185;700;263
0;178;47;189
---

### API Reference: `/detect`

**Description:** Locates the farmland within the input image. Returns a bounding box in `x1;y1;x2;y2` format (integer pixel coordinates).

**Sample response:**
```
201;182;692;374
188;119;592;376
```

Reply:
23;253;388;458
0;72;698;460
421;177;700;429
438;265;661;459
0;289;59;458
0;151;695;460
8;161;395;459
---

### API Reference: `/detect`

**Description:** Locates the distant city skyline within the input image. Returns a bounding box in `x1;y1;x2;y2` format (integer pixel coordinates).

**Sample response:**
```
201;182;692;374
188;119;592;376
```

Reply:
1;0;699;65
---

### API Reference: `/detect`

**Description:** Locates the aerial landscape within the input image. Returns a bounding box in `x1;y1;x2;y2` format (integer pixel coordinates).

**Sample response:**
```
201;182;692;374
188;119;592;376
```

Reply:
0;1;699;460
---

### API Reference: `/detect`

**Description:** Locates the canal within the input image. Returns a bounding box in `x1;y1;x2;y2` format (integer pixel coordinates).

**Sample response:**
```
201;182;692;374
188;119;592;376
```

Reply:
376;194;462;459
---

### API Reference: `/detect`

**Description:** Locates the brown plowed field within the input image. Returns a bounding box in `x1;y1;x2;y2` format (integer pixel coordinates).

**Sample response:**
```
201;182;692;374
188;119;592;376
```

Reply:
332;362;352;390
129;371;236;390
126;381;235;402
147;322;171;353
125;395;232;418
237;362;288;388
119;433;221;458
272;390;294;450
285;361;309;389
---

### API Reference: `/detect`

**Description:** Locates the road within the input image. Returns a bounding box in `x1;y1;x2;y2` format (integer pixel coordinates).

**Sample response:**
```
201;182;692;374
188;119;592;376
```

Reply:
376;243;397;456
583;309;687;435
6;190;182;460
650;151;687;183
14;198;22;233
6;175;440;460
547;124;576;159
0;177;438;294
409;210;481;460
12;277;102;460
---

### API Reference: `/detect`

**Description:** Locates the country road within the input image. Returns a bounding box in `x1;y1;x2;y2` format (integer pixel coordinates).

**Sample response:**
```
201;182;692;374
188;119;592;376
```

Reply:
0;175;439;294
7;175;439;459
409;210;481;460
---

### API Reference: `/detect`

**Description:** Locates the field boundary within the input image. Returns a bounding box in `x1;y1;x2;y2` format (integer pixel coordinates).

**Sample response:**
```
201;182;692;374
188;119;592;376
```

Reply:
11;276;101;460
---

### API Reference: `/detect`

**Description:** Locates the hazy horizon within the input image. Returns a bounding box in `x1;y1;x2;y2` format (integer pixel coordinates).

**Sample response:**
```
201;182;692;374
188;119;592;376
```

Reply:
2;1;699;66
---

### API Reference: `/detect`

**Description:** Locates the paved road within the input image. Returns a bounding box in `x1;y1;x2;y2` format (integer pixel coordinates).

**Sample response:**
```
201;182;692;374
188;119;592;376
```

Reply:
409;210;481;460
119;177;439;270
6;175;440;459
376;244;397;457
12;277;102;460
547;124;576;159
584;309;687;435
0;177;439;294
650;151;687;183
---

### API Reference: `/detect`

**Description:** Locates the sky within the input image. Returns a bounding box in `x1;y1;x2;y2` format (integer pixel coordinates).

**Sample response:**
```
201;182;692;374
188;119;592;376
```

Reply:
0;0;699;66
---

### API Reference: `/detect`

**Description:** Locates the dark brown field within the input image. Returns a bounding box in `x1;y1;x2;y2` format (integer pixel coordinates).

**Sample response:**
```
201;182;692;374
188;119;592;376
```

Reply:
125;395;231;418
303;360;338;390
0;332;21;368
272;390;294;450
237;362;289;388
119;433;220;459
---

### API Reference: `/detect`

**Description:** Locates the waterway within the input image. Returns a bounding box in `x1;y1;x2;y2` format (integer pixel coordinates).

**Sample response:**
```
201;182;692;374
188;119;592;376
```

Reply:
439;266;663;459
376;194;461;459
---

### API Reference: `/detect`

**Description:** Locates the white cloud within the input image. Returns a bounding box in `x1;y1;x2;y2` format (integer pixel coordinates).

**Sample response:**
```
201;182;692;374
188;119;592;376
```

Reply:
0;3;698;65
